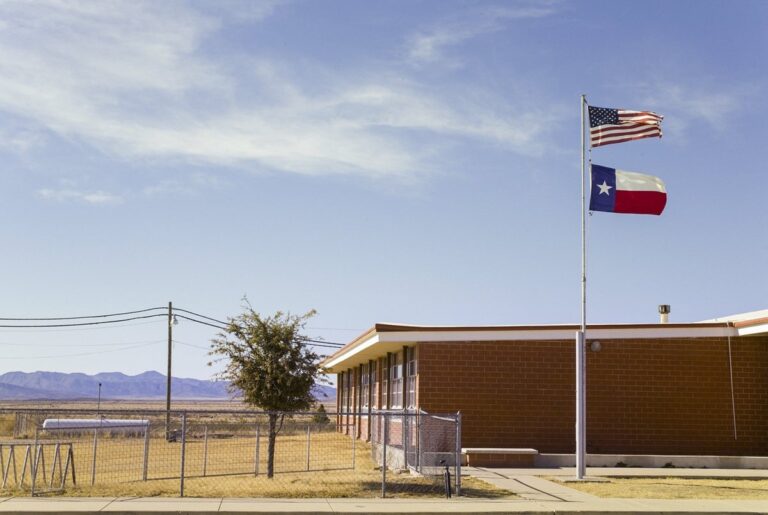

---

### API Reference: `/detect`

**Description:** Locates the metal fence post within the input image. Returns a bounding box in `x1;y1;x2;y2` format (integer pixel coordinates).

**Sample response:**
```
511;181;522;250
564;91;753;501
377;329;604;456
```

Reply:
50;442;61;489
202;425;208;477
403;411;409;469
253;425;260;476
142;424;150;481
90;430;98;486
351;421;356;470
416;411;421;473
30;429;38;496
179;412;187;498
0;445;6;488
305;425;311;472
29;452;38;496
20;445;30;489
381;413;388;498
455;411;462;497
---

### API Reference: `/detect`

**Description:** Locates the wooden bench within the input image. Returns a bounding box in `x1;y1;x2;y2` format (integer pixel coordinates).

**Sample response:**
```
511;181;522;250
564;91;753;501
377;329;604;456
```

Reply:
461;448;538;467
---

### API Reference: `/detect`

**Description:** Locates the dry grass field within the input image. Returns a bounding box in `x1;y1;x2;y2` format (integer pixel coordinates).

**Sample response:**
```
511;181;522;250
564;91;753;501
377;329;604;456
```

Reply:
563;477;768;500
0;434;508;498
61;474;510;498
0;407;510;499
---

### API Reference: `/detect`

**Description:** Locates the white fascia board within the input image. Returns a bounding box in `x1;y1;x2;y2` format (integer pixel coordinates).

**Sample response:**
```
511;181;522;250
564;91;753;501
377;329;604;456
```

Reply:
701;309;768;323
378;326;737;343
736;323;768;336
322;333;380;370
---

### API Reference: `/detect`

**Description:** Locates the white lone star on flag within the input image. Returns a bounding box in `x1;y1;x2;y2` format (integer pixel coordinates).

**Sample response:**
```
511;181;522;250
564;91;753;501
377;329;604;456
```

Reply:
598;181;612;195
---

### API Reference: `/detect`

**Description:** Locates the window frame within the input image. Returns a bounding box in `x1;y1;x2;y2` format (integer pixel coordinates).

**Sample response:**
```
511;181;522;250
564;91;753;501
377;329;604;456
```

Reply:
390;351;404;409
381;356;389;409
406;347;417;409
361;362;370;409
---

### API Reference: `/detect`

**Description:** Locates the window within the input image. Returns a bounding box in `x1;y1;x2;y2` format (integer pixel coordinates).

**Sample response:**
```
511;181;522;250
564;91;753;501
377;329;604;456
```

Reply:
346;370;354;414
381;357;388;409
361;363;370;409
390;351;403;409
406;348;417;408
371;360;377;408
341;371;349;412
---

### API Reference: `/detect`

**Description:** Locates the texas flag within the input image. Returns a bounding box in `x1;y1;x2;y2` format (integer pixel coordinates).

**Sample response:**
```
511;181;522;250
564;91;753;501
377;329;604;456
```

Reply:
589;164;667;215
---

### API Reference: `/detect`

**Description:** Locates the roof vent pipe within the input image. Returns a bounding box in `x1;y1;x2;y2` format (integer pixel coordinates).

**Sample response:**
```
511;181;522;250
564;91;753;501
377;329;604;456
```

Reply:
658;304;671;324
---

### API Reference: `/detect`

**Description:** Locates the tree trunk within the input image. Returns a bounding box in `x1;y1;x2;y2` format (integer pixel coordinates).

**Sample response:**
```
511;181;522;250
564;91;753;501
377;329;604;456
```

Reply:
267;413;277;478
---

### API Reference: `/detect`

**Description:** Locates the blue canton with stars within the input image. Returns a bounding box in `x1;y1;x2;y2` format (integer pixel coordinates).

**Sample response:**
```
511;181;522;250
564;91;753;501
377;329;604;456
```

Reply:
588;106;619;128
589;164;617;213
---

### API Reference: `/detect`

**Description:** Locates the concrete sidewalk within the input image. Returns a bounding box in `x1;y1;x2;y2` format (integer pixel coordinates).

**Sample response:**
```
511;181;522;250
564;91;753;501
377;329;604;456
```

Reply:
464;466;768;511
466;466;768;503
0;467;766;513
0;496;767;514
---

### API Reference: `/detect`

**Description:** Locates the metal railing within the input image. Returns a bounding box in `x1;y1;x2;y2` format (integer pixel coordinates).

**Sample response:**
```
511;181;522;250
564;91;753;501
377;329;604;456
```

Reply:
0;440;76;495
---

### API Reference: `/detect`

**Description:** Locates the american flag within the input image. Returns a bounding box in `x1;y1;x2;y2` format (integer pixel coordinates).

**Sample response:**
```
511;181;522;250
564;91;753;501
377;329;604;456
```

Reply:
588;106;663;148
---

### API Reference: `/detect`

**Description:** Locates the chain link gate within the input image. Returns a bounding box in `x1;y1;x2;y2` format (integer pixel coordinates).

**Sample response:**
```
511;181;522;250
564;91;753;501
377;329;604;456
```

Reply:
369;410;461;497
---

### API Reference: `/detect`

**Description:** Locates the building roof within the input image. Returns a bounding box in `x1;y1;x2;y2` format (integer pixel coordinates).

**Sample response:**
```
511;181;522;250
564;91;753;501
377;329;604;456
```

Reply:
321;310;768;373
700;308;768;335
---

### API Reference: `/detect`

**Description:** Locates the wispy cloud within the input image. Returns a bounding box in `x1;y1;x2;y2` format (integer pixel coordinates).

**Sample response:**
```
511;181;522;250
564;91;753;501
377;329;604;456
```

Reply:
143;172;226;197
0;126;46;153
37;188;124;205
194;0;286;24
407;2;558;65
0;0;562;184
645;85;741;126
638;82;750;138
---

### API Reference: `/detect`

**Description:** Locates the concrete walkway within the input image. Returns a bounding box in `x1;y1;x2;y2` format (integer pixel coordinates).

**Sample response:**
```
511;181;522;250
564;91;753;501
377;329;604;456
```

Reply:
466;465;768;502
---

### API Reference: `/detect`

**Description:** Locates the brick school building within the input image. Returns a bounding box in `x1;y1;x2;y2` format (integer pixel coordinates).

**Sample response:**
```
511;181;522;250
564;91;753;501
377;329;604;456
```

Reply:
321;310;768;463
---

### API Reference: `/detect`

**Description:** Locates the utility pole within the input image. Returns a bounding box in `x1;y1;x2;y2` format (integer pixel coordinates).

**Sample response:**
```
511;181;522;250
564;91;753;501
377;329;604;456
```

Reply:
166;301;173;440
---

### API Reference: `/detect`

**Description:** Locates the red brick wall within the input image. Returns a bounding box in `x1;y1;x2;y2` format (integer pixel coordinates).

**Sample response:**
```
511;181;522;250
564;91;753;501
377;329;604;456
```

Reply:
417;336;768;456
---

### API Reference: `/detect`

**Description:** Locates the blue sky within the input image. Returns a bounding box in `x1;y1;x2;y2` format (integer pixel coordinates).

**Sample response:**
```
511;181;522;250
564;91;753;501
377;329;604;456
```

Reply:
0;0;766;380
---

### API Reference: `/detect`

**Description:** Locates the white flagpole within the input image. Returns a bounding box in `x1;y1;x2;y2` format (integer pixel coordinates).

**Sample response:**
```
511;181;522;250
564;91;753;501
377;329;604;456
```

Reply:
576;94;587;479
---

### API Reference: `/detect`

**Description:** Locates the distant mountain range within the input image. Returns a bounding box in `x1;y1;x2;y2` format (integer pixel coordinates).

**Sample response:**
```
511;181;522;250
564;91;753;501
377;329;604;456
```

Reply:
0;371;336;401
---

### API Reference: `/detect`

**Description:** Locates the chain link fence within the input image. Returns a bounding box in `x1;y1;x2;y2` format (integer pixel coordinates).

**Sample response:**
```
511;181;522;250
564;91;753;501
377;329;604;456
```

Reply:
0;408;460;498
369;410;461;498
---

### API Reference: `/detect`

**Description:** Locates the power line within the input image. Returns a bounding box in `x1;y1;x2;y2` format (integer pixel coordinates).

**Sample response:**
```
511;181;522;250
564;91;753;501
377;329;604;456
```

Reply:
0;313;167;328
0;306;228;331
174;315;227;331
173;316;347;345
173;309;357;334
0;319;164;334
0;306;166;321
305;338;345;347
308;342;344;350
173;308;228;326
175;338;341;352
0;306;347;347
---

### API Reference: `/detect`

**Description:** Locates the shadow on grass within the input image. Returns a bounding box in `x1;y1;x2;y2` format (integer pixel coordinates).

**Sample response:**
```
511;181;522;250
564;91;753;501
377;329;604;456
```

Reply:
353;478;512;499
